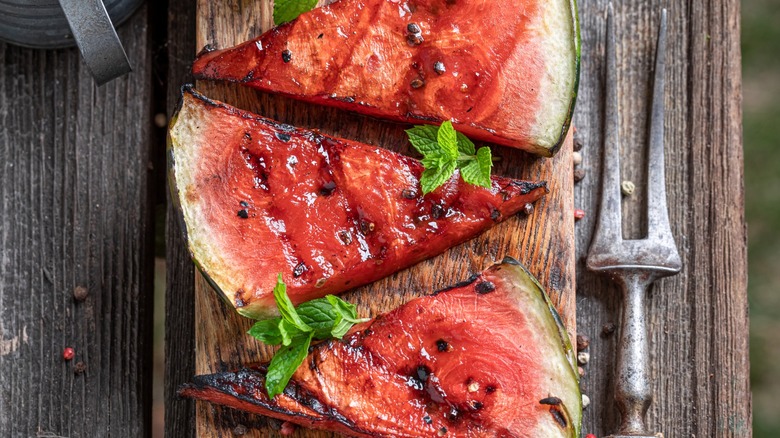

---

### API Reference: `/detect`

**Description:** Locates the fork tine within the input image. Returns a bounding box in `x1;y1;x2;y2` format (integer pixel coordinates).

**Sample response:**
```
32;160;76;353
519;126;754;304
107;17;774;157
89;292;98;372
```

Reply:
589;3;623;257
645;10;676;247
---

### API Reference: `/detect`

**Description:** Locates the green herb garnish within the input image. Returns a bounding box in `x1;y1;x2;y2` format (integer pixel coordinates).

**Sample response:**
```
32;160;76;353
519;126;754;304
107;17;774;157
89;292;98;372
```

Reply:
248;274;369;398
406;121;493;194
273;0;318;25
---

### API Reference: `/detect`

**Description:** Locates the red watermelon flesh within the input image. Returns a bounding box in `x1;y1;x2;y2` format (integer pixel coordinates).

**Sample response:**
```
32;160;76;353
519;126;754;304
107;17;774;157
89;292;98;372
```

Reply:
179;258;581;437
168;87;547;319
192;0;580;156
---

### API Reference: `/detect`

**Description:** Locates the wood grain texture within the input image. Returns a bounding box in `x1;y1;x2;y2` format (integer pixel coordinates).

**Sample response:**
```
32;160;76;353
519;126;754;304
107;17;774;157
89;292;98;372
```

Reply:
165;0;199;437
0;6;154;437
181;1;575;436
573;1;750;437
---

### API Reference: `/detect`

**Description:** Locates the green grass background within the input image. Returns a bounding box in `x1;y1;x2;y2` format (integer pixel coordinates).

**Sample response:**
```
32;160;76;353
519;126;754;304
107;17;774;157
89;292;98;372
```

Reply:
743;0;780;435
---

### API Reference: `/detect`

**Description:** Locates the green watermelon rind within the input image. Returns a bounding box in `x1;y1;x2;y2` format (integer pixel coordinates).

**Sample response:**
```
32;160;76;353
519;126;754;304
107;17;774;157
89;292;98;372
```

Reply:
497;256;582;438
537;0;581;157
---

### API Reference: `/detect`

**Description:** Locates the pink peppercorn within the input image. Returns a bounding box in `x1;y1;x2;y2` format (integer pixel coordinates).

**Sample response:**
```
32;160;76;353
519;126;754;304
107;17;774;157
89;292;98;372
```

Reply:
574;209;586;221
585;434;597;438
63;347;75;361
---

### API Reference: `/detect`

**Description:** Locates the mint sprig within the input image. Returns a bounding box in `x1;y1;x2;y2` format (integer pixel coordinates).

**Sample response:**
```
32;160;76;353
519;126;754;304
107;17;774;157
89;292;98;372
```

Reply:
273;0;318;25
248;275;370;399
406;121;493;194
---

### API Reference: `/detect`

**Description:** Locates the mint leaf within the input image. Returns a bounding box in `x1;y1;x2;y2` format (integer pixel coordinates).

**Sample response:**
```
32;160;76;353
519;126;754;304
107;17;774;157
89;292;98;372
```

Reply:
265;332;314;399
406;121;492;194
278;319;305;346
406;125;441;156
436;121;459;159
250;275;369;397
460;146;493;188
273;274;311;332
326;295;369;324
248;318;283;345
273;0;318;25
421;159;457;194
456;131;475;156
330;314;353;339
297;298;340;339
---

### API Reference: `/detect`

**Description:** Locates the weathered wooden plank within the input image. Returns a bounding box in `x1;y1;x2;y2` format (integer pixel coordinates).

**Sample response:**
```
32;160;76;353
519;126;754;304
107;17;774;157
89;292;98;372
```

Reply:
165;1;200;437
573;1;749;436
165;0;199;436
165;0;750;436
0;6;154;437
185;1;576;436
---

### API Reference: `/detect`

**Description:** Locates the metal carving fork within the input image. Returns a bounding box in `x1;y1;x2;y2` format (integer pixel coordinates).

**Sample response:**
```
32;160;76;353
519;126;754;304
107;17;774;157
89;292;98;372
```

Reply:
587;6;681;438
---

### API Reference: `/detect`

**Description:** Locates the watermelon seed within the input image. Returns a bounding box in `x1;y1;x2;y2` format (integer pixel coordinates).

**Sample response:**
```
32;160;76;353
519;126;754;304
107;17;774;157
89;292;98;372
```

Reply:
315;278;327;288
433;61;446;75
293;262;307;278
407;23;421;33
467;400;484;411
416;365;431;382
317;33;324;39
437;427;448;436
402;189;417;199
475;281;496;294
490;208;501;221
275;132;291;142
281;50;292;63
485;385;496;394
338;231;353;245
423;415;433;425
539;397;562;406
359;220;375;234
467;380;480;393
523;203;535;215
407;33;424;45
239;200;249;208
319;181;337;196
550;407;568;428
237;209;249;219
431;204;445;219
411;78;425;89
436;339;451;352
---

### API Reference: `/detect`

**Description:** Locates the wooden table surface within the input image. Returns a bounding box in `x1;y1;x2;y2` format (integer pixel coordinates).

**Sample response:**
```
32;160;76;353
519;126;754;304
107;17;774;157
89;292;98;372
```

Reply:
0;0;749;437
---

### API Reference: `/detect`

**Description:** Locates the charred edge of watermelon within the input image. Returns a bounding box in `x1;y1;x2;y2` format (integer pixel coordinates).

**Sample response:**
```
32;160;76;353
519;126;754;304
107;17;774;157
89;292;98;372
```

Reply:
179;257;581;437
545;0;582;158
180;367;385;436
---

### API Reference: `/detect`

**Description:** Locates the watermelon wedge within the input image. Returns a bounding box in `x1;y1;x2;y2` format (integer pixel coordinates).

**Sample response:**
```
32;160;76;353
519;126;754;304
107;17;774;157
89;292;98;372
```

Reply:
179;257;581;437
168;87;548;319
192;0;581;156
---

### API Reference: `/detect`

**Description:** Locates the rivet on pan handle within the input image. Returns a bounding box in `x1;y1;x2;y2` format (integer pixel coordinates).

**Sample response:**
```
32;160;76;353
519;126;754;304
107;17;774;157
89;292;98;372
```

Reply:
58;0;132;85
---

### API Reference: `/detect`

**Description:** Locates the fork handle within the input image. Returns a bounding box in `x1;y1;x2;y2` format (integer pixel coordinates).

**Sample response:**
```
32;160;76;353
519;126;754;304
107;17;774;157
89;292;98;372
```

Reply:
612;272;657;436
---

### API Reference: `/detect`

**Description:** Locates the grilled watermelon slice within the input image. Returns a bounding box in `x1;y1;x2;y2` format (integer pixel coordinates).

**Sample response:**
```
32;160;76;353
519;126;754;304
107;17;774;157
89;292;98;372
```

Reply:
192;0;580;156
180;257;581;437
169;87;548;319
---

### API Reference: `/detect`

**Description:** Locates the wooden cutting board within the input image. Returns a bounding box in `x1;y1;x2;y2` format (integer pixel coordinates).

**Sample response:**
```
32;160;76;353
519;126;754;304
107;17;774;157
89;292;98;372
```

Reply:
191;1;576;436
